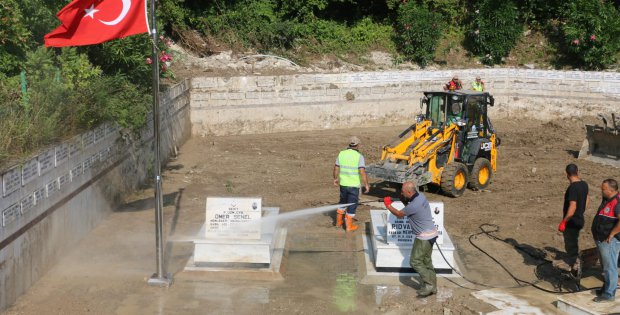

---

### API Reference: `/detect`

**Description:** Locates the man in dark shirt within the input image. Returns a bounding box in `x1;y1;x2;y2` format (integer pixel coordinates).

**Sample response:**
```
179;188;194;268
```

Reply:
558;164;589;267
591;179;620;302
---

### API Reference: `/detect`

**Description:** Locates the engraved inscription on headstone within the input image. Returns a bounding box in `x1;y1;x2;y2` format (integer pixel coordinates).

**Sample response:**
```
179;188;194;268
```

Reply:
69;136;82;157
94;125;105;143
2;167;21;197
21;194;35;214
2;203;20;227
58;173;69;190
386;201;445;245
21;158;39;186
205;197;262;239
71;163;83;181
386;215;415;245
34;187;46;205
55;143;69;167
38;148;55;176
46;179;59;198
83;131;95;148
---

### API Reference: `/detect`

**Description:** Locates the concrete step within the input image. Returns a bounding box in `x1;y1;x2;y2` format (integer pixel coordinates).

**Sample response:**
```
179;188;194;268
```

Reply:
557;290;620;315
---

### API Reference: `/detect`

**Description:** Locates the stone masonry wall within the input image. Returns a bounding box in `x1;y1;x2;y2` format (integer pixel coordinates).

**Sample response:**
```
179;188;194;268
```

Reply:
191;69;620;136
0;79;191;311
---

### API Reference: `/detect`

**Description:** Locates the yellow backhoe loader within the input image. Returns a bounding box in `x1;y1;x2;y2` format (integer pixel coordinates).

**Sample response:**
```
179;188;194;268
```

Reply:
366;90;500;197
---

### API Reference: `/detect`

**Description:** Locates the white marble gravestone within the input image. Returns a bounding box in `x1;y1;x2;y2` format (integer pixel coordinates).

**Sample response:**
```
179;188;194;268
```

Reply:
204;197;262;240
189;197;286;268
386;202;445;246
368;201;458;272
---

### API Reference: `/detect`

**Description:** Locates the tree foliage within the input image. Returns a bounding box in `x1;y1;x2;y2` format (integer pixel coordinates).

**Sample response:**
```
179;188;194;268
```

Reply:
0;46;150;166
466;0;522;65
394;2;445;66
0;0;31;75
558;0;620;69
3;0;620;166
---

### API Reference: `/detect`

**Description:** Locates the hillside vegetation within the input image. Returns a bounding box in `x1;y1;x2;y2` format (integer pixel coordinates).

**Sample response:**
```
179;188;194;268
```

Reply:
1;0;620;167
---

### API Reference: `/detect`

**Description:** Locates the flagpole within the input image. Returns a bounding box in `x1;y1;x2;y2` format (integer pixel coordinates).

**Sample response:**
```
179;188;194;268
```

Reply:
147;0;172;287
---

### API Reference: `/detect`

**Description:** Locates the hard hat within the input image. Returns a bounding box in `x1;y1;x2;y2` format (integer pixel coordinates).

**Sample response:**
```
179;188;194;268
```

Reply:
349;136;361;146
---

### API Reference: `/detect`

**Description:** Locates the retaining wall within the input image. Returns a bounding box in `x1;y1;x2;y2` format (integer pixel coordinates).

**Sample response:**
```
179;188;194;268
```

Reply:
0;79;191;311
2;68;620;310
190;69;620;136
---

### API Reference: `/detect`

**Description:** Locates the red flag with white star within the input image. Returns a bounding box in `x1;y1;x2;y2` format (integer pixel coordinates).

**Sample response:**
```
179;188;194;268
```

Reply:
44;0;149;47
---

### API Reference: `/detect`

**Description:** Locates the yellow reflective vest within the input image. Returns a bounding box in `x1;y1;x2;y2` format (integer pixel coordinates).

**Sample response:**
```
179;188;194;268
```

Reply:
472;81;484;91
337;149;362;187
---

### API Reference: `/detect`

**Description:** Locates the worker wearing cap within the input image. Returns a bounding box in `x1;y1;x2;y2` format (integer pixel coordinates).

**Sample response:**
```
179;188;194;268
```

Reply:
333;136;370;232
471;76;485;91
444;76;462;91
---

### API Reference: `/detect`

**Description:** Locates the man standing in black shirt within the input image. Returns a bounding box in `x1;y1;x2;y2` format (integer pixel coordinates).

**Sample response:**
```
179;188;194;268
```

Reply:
559;164;589;267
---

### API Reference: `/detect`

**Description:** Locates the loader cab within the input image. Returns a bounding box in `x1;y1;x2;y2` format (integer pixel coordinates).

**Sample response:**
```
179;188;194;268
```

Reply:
422;90;496;165
422;92;466;128
422;91;493;136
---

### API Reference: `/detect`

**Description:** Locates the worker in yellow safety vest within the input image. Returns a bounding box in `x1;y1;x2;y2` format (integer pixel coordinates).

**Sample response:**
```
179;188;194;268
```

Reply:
333;136;370;231
471;76;485;91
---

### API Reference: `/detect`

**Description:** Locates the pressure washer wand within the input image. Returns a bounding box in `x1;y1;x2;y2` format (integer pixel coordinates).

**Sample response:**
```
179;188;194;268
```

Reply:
357;199;384;205
357;198;400;205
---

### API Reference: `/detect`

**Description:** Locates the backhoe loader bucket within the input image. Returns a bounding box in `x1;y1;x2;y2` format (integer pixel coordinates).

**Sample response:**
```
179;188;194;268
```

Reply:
578;114;620;168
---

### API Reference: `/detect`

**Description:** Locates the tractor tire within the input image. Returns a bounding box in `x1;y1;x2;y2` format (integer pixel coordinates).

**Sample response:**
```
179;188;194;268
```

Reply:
468;158;492;191
440;162;469;197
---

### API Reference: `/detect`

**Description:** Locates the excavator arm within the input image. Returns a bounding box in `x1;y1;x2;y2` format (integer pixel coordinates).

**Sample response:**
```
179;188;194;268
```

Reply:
369;121;459;186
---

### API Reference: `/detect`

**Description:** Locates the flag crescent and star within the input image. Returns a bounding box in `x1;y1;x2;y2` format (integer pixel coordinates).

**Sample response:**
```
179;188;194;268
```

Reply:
44;0;149;47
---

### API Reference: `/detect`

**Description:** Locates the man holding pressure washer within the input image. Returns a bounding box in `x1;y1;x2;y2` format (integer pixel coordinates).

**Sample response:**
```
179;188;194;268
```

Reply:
333;136;370;232
384;182;439;297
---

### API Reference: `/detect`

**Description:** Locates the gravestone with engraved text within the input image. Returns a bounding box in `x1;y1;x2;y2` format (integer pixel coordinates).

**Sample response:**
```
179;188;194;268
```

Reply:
205;197;262;239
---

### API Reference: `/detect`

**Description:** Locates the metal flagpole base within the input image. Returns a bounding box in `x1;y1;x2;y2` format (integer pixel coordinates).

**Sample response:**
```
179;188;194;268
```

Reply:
147;273;173;287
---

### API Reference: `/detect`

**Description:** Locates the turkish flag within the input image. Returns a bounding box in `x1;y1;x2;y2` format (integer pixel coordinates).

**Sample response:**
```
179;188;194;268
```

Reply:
44;0;149;47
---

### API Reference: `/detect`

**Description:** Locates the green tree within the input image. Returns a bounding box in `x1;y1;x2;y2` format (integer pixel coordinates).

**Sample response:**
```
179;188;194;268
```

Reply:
466;0;522;65
0;0;31;75
19;0;63;45
395;2;445;66
278;0;330;21
559;0;620;69
86;36;153;88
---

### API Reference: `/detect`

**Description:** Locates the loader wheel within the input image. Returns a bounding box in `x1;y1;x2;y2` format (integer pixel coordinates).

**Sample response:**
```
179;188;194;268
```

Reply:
468;158;492;191
440;162;469;197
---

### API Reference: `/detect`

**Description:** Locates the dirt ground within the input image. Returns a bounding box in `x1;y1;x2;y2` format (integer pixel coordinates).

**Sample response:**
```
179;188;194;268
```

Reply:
5;117;620;314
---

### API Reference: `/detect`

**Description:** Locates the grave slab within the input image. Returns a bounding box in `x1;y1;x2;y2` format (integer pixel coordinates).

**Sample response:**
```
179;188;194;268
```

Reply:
557;290;620;315
184;199;287;280
361;201;461;284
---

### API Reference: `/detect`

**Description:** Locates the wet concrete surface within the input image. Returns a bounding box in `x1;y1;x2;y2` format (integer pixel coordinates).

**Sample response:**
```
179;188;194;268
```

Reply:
3;189;487;315
5;120;614;314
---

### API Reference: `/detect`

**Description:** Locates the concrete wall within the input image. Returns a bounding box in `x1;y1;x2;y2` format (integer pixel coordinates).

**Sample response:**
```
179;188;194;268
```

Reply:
0;79;191;311
190;69;620;136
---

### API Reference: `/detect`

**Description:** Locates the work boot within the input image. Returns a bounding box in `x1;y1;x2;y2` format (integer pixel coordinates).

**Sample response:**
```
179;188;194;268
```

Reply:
416;284;437;297
345;214;358;232
336;209;345;227
593;295;615;303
